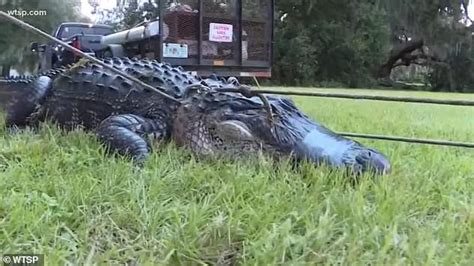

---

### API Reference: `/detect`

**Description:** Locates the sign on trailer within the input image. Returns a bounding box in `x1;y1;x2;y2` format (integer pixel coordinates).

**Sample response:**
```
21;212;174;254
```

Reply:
209;23;233;43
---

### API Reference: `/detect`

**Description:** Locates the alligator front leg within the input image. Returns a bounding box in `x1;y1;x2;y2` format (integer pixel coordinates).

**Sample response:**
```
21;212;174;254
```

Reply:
6;76;52;128
96;114;169;163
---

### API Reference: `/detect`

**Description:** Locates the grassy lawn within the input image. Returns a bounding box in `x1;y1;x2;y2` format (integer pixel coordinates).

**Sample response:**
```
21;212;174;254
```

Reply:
0;88;473;265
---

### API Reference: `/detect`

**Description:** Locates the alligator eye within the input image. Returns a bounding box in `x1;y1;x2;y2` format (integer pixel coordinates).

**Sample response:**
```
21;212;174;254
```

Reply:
368;151;372;157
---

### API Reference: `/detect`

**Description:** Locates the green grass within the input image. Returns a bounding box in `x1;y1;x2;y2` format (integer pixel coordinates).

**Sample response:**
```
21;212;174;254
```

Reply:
0;88;473;265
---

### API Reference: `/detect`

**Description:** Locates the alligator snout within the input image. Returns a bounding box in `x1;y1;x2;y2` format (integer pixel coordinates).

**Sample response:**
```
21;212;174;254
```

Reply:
292;127;390;175
353;148;391;176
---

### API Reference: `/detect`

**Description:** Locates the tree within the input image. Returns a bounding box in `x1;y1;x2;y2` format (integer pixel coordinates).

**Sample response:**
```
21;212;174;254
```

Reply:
378;0;474;91
272;0;474;91
97;0;162;31
273;0;390;87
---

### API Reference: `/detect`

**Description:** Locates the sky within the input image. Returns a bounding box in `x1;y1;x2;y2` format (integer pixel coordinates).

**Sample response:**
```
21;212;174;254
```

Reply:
469;3;474;20
80;0;117;21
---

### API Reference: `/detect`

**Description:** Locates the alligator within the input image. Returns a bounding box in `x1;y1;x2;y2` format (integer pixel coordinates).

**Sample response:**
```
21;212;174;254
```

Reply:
3;57;391;175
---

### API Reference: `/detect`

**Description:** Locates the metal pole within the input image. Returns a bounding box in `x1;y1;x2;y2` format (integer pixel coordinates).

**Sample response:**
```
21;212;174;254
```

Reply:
238;0;243;65
159;0;165;62
339;132;474;149
198;0;203;65
253;89;474;107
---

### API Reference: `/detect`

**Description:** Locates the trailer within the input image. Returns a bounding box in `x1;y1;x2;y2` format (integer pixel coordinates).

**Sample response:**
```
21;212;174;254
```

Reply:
99;0;274;78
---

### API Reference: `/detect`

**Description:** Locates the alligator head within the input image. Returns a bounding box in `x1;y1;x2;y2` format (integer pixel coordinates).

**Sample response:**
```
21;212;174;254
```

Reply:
173;89;391;176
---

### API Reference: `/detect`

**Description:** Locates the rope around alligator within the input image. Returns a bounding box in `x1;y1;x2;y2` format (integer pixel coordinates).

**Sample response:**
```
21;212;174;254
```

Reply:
0;11;473;149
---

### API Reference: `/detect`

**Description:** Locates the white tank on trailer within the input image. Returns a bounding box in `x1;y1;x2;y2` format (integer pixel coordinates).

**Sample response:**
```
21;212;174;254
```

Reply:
101;20;169;45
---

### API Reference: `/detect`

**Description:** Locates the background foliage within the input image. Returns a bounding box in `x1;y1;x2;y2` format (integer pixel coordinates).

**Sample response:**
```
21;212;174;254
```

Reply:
273;0;474;91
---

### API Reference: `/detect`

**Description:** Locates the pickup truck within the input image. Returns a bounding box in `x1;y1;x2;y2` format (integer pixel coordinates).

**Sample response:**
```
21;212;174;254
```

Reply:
31;22;113;71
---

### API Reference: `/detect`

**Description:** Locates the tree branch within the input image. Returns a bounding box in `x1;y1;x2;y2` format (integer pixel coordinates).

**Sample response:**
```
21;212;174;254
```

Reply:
392;53;447;68
461;0;474;24
377;39;425;78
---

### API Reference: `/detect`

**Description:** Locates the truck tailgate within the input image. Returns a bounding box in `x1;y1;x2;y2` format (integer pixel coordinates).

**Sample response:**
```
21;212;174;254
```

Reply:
74;35;107;52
